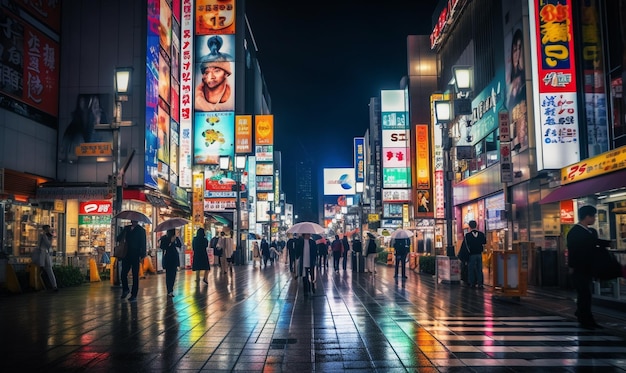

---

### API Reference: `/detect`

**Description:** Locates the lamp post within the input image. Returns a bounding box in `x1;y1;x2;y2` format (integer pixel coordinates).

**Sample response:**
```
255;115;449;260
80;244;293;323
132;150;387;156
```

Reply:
104;67;133;287
434;66;473;258
234;155;246;264
434;99;455;257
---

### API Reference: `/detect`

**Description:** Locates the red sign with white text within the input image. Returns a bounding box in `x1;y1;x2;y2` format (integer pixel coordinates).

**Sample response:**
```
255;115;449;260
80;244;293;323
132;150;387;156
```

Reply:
79;201;113;215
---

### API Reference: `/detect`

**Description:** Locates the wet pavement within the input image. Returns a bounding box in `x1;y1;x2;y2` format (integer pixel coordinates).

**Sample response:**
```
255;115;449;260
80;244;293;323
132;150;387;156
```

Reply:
1;259;626;372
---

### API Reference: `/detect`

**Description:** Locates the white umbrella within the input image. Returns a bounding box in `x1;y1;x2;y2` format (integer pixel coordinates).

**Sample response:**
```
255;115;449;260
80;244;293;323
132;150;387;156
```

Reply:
154;218;189;232
389;229;414;239
287;222;325;234
113;210;152;224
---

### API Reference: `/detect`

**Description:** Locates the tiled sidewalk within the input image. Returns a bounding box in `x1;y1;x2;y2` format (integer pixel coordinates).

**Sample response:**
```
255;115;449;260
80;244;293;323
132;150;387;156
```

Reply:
1;261;625;372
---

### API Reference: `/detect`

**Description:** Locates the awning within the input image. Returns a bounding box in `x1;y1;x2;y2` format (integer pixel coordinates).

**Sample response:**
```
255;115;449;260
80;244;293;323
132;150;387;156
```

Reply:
540;169;626;204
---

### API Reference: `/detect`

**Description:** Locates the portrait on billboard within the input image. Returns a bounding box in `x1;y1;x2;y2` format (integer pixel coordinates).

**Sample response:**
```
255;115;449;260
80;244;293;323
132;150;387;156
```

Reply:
196;34;235;63
58;94;110;163
194;111;235;164
503;8;528;153
194;58;234;112
416;190;431;213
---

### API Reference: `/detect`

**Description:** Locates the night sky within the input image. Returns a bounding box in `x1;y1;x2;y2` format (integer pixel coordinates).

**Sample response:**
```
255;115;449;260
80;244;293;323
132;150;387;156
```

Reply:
244;1;440;203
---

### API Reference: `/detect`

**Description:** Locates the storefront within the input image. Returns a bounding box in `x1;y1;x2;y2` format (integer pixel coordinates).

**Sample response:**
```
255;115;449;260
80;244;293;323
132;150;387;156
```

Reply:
77;200;112;265
540;147;626;303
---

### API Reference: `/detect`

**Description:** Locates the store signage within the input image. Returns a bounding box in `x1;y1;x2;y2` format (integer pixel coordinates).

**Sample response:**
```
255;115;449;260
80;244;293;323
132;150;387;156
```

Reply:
500;142;513;183
178;0;194;188
382;189;410;202
79;201;112;215
430;0;467;49
354;137;365;183
235;115;252;154
530;0;581;170
75;142;112;157
415;125;431;189
560;200;575;223
560;145;626;185
368;213;380;222
499;110;510;142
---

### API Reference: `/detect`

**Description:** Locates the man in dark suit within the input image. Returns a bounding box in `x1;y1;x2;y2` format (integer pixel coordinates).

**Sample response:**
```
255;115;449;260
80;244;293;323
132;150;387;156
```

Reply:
393;237;410;279
286;234;298;275
567;205;610;329
117;220;147;302
295;233;317;294
464;220;487;288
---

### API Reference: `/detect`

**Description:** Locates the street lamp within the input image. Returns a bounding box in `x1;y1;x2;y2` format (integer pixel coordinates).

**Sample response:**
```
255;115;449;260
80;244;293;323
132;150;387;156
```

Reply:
234;155;246;264
104;67;132;287
434;99;455;257
452;65;473;97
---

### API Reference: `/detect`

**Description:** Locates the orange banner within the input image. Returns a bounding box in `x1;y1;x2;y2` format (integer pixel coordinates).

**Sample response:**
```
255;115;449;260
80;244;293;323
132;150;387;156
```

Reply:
235;115;252;153
255;115;274;146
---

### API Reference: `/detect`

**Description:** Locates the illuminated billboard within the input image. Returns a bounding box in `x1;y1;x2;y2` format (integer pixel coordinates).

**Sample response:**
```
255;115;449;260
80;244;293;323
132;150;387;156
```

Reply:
381;89;410;189
529;0;580;170
323;168;356;196
194;111;235;164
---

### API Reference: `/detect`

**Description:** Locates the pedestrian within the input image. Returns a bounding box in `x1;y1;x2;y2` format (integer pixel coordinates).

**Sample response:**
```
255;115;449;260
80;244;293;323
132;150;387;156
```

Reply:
316;238;328;268
331;235;343;273
269;239;278;265
341;234;350;270
393;237;410;279
192;228;210;284
567;205;612;329
295;233;317;294
252;241;261;268
209;233;220;267
260;237;270;267
462;220;487;288
365;233;377;273
351;235;363;272
160;229;181;297
118;220;147;302
218;230;234;274
32;224;58;291
270;243;280;264
286;234;297;273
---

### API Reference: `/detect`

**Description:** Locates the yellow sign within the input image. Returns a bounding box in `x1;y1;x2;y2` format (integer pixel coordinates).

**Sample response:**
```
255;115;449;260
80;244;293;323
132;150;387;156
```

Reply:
368;213;380;222
561;145;626;185
75;142;112;157
53;200;65;213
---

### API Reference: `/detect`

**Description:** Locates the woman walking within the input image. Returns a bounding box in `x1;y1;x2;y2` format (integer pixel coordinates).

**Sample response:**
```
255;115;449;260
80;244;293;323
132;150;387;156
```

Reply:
365;233;377;274
192;228;210;284
160;229;181;297
32;225;58;291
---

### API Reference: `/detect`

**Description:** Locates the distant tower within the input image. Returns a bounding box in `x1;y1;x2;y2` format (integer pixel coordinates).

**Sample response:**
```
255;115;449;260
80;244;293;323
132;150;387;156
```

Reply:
295;160;317;223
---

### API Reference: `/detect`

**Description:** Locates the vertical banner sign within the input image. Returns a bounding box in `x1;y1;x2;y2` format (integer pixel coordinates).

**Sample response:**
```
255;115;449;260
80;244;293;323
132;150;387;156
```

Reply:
235;115;252;154
354;137;365;183
500;142;513;182
530;0;580;170
415;124;433;218
431;94;445;220
255;115;274;145
178;0;194;187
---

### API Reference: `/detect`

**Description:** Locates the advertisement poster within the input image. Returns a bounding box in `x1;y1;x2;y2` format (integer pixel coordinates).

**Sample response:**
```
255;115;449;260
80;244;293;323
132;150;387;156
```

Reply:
194;111;235;164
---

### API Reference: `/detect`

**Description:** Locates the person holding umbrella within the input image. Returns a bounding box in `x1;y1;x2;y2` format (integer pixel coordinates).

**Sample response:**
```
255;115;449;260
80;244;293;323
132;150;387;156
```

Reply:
393;237;410;279
192;228;210;284
160;229;181;297
118;220;147;302
295;233;317;294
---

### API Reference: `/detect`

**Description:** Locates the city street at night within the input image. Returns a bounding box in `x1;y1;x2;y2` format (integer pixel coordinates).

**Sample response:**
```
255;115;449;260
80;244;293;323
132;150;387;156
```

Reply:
2;261;625;372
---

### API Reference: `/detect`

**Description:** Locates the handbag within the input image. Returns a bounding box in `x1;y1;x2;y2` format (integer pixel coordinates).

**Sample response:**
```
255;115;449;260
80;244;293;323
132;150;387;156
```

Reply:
113;235;128;259
457;234;470;263
592;246;622;281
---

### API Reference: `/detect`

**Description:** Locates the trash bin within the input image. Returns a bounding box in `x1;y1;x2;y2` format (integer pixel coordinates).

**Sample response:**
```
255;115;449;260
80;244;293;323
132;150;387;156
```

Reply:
540;249;558;286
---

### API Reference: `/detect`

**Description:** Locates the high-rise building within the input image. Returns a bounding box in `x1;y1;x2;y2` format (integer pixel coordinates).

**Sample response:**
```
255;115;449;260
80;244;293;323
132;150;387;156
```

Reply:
294;160;316;223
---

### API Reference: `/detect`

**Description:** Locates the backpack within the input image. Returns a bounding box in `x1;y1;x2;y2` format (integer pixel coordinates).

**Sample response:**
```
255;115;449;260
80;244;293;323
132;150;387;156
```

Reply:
331;240;343;253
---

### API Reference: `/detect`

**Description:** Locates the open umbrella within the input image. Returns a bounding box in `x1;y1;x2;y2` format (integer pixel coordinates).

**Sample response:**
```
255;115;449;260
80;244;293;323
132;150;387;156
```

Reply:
154;218;189;232
390;229;414;239
287;222;325;234
248;232;261;240
113;210;151;224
